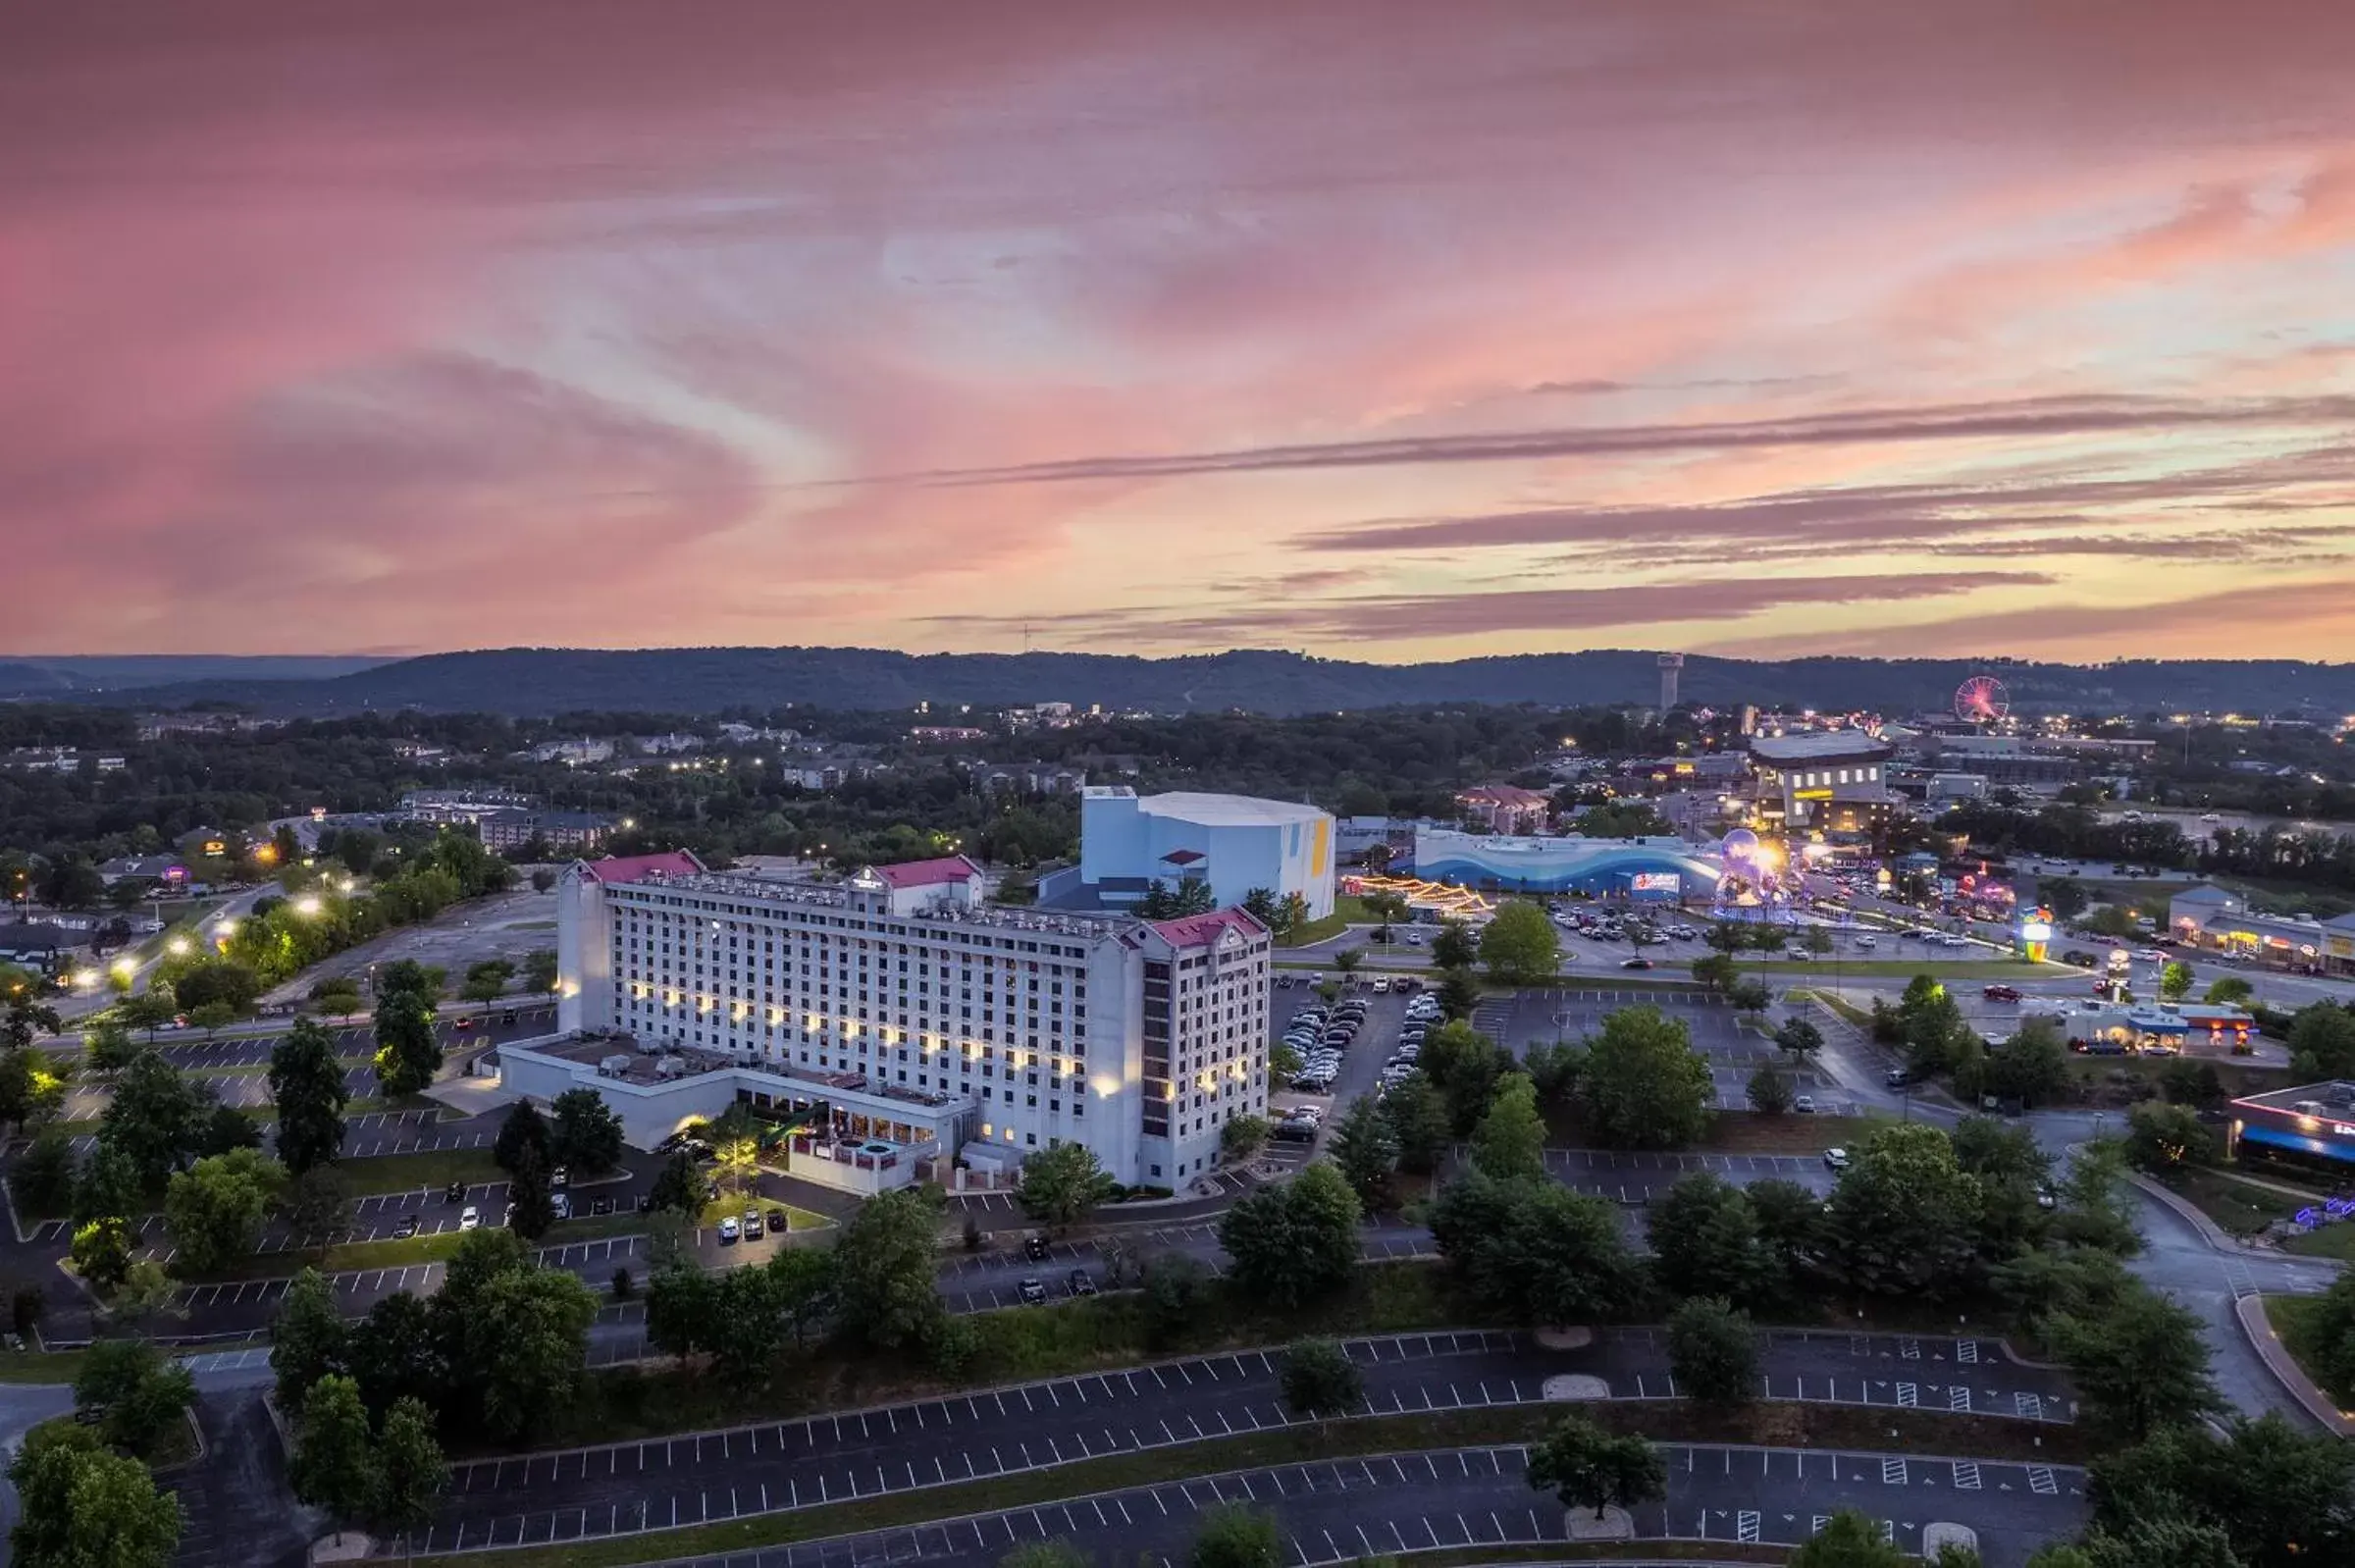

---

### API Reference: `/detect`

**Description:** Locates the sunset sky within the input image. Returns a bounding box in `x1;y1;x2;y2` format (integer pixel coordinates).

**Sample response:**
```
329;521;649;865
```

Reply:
8;1;2355;663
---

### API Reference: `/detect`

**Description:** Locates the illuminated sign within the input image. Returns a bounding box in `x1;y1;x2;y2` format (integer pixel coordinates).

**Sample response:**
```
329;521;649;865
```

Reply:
1793;788;1834;801
2017;921;2054;942
1629;872;1682;893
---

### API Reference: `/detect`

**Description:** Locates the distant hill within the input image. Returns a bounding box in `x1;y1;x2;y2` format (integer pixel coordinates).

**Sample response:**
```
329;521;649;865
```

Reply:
0;654;392;699
42;645;2355;719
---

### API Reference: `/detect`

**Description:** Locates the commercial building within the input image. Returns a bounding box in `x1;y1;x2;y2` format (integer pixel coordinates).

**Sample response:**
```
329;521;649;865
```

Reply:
506;850;1272;1191
1408;828;1719;899
1748;732;1895;835
1454;785;1553;835
475;809;618;854
2229;1081;2355;1170
2168;885;2355;974
1043;788;1334;919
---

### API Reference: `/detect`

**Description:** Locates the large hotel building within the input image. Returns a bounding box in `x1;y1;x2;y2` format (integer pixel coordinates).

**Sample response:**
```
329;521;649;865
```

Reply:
503;851;1273;1191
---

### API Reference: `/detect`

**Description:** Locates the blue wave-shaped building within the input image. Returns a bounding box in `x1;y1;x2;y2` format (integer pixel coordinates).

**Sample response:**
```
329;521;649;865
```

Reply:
1406;828;1722;899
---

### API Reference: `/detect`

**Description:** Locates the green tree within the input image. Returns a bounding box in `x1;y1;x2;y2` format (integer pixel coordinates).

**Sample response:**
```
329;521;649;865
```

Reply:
8;1424;181;1568
12;1127;77;1217
1189;1504;1283;1568
1745;1064;1793;1115
1140;1254;1213;1351
1646;1174;1774;1306
1362;890;1411;942
1431;920;1478;971
2158;1058;2225;1107
73;1337;196;1459
470;1266;600;1441
1690;952;1738;993
291;1373;377;1544
271;1266;349;1411
1331;947;1362;978
648;1150;702;1214
1526;1411;1667;1520
1666;1295;1758;1405
1470;1074;1546;1181
2289;1002;2355;1080
549;1087;625;1174
268;1018;348;1177
460;960;514;1003
1747;1176;1829;1285
1437;966;1482;1021
1019;1141;1121;1232
1420;1019;1505;1136
494;1098;553;1175
1825;1123;1986;1298
371;1395;449;1544
186;1000;237;1037
1378;1073;1451;1175
1217;1163;1362;1310
1221;1114;1272;1163
1726;976;1774;1015
2202;975;2253;1007
115;993;178;1039
2124;1100;2216;1172
1788;1510;1909;1568
1981;1021;2073;1108
1278;1337;1365;1416
71;1141;141;1228
84;1020;145;1072
1432;1170;1639;1327
1479;902;1560;984
163;1147;283;1273
2159;961;2195;1002
1578;1005;1714;1149
1522;1039;1585;1110
1772;1017;1823;1061
98;1052;215;1185
0;994;63;1053
2050;1281;2222;1441
2298;1269;2355;1403
505;1144;557;1240
70;1218;135;1296
2088;1411;2354;1568
831;1185;948;1352
372;984;442;1095
523;948;560;992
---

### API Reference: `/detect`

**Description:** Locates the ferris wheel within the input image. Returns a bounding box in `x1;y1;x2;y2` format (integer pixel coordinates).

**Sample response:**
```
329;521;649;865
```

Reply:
1954;675;2010;724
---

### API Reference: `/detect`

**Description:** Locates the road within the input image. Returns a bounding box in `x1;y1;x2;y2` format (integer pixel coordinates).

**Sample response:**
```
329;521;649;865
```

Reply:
411;1326;2075;1557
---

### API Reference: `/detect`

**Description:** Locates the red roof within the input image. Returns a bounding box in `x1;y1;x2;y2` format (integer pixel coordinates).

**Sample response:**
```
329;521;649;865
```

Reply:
871;855;984;890
582;850;704;885
1152;909;1268;949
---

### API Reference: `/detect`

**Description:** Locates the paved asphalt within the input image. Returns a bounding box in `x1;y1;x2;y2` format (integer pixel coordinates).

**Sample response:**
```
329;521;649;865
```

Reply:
436;1440;2084;1568
414;1327;2073;1556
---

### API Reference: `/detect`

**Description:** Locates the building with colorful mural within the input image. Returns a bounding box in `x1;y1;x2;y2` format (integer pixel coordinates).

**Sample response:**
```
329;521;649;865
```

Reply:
1407;827;1720;899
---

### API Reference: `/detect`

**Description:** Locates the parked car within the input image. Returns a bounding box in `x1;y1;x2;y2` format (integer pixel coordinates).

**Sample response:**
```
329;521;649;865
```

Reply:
1822;1148;1851;1171
1019;1278;1048;1305
458;1205;481;1230
1370;976;1389;993
592;1194;614;1216
1068;1269;1098;1297
445;1180;467;1203
392;1214;419;1239
1982;984;2021;1002
1793;1094;1818;1113
766;1208;789;1235
1024;1233;1049;1261
550;1166;569;1188
717;1217;741;1243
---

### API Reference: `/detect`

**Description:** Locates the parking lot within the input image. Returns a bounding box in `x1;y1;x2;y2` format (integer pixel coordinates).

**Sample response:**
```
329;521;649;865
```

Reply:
1485;988;1851;1113
409;1327;2074;1559
1541;1148;1838;1204
673;1441;2082;1568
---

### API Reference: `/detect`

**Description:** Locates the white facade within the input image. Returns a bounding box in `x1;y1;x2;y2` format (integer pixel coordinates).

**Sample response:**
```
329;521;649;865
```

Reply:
1074;788;1336;919
553;853;1271;1186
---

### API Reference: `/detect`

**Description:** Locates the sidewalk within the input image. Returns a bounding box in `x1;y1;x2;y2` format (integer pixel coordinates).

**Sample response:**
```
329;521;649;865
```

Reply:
2235;1295;2355;1435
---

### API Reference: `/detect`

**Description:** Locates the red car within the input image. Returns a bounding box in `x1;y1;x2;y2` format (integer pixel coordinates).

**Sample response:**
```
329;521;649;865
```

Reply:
1982;984;2020;1002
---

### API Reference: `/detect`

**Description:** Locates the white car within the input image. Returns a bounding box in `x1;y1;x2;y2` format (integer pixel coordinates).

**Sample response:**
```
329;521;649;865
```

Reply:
1822;1147;1850;1170
1793;1094;1818;1113
717;1217;741;1243
1856;935;1877;949
1370;976;1389;993
458;1205;481;1230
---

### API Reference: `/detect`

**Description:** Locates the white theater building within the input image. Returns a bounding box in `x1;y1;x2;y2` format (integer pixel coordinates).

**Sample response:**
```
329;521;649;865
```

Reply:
498;851;1272;1192
1041;787;1336;919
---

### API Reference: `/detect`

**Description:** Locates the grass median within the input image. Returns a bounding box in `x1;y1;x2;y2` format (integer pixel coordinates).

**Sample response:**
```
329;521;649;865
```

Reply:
2264;1294;2355;1406
428;1401;2083;1568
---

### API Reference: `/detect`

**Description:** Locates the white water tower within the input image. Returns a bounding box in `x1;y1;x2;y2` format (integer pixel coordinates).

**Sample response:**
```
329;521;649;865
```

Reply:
1657;653;1685;711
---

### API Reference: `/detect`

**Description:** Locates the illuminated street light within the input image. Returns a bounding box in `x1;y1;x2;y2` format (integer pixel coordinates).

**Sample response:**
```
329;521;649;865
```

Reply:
109;957;136;979
293;895;324;916
71;968;102;990
166;936;192;958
